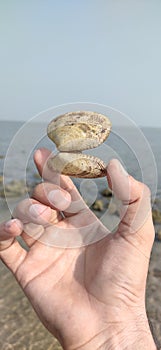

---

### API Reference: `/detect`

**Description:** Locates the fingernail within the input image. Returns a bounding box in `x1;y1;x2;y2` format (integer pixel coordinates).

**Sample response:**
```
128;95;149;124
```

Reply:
117;161;128;176
5;218;23;231
48;189;71;208
29;203;48;218
34;149;42;163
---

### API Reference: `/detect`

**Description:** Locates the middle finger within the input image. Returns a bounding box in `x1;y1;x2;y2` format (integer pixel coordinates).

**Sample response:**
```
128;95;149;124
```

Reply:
34;148;88;216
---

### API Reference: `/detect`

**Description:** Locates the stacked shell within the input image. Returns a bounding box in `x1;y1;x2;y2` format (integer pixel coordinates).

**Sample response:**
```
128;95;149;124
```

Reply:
47;111;112;178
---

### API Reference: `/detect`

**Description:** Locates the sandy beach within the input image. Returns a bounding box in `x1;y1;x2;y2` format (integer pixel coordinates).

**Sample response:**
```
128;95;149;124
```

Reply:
0;234;161;349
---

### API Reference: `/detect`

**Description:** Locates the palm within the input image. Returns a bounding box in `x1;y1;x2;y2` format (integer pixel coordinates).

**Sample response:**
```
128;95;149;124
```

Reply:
1;148;155;350
15;201;150;349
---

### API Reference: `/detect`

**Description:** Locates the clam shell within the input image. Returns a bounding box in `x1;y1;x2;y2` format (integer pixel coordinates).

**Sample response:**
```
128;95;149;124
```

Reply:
47;111;111;151
47;152;107;178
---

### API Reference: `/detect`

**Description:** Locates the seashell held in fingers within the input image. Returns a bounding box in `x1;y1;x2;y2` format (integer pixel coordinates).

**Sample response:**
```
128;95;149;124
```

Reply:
47;111;111;152
47;110;112;178
47;152;107;178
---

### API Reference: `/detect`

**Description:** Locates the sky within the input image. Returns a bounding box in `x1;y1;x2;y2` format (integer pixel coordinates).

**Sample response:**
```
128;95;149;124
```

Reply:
0;0;161;126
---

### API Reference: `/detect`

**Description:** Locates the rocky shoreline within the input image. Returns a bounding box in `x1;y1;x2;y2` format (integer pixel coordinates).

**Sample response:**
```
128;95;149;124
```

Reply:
0;176;161;348
1;176;161;236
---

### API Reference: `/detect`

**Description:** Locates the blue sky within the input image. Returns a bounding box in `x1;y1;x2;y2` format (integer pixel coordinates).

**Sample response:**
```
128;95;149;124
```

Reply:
0;0;161;126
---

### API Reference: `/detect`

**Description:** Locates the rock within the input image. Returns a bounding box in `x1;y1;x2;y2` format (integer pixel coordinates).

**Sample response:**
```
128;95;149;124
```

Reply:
152;210;161;224
156;230;161;241
0;155;4;159
152;268;161;278
101;188;112;197
0;180;29;198
33;172;41;179
92;199;104;211
154;198;161;211
0;175;3;184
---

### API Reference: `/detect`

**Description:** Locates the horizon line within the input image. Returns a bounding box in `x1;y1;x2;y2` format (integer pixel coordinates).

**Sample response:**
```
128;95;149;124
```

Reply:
0;119;161;128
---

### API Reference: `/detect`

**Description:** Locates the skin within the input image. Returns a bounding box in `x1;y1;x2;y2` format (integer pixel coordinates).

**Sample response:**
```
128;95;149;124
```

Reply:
0;148;157;350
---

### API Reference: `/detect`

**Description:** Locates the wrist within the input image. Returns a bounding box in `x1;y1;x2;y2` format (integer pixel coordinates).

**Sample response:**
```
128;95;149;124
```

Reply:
104;320;157;350
63;317;157;350
103;313;157;350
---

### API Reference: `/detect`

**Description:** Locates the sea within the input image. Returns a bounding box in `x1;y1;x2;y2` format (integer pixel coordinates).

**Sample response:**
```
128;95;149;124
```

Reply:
0;120;161;204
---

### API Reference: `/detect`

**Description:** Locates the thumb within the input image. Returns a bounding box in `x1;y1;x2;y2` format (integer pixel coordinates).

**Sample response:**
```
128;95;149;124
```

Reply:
107;159;155;254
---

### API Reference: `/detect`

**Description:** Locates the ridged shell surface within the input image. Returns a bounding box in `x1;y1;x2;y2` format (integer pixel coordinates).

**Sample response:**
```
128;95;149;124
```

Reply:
47;111;111;151
47;152;107;178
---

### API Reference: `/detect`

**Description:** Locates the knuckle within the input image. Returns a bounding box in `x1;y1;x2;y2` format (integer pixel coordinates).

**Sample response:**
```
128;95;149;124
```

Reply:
138;182;151;200
32;183;45;198
143;183;151;197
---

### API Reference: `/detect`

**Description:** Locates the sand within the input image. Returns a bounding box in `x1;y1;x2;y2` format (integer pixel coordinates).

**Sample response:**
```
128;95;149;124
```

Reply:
0;194;161;349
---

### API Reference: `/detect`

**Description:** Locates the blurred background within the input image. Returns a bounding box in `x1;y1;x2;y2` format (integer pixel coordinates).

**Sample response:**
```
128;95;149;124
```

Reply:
0;1;161;349
0;0;161;126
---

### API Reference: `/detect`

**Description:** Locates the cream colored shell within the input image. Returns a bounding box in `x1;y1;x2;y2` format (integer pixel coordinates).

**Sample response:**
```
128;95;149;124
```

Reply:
47;111;111;178
47;152;107;178
47;111;111;152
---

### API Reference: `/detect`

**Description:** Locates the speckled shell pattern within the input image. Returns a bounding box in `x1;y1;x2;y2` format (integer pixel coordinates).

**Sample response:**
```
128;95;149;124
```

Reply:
47;111;111;152
47;111;112;178
47;152;107;178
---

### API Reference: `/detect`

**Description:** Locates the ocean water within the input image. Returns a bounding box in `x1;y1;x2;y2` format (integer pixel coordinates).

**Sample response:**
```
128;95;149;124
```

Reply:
0;121;160;199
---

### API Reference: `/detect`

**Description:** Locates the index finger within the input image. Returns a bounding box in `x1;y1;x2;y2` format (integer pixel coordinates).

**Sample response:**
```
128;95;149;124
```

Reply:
34;148;88;215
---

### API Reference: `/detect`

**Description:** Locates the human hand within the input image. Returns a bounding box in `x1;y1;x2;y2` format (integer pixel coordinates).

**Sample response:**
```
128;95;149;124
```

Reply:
0;148;157;350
